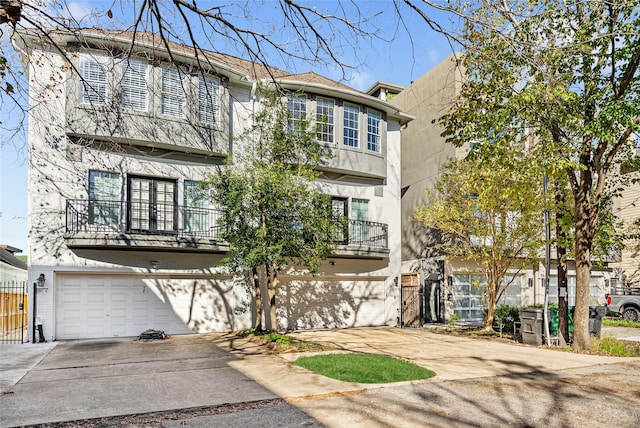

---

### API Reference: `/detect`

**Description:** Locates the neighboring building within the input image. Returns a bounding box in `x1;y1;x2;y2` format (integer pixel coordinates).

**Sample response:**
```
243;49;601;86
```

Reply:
15;28;412;340
0;245;27;283
611;147;640;289
391;55;612;326
1;245;28;342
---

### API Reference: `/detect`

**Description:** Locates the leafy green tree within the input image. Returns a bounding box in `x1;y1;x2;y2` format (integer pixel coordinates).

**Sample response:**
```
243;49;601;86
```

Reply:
204;90;337;332
438;1;640;349
414;155;545;330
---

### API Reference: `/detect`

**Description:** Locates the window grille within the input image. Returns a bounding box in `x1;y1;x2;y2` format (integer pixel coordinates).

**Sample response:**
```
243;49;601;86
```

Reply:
343;103;359;147
367;110;381;152
316;97;335;143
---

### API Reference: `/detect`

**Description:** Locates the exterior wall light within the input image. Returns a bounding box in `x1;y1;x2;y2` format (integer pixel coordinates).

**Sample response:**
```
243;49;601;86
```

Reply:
36;273;46;287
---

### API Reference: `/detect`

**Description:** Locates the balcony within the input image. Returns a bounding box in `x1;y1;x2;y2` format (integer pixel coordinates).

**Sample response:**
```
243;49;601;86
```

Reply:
64;199;389;267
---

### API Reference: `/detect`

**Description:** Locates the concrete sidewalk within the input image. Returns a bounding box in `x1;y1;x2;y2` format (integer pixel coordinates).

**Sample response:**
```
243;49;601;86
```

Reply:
1;327;639;427
220;327;639;400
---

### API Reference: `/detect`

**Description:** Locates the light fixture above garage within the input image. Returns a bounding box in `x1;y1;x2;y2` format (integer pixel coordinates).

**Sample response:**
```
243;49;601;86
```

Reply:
150;260;159;269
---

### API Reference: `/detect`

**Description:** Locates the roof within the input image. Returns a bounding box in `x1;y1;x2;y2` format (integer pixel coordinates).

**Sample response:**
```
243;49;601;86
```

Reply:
16;27;412;123
0;247;27;271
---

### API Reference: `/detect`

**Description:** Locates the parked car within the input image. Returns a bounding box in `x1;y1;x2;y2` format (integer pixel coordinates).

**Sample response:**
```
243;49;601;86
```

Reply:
607;287;640;321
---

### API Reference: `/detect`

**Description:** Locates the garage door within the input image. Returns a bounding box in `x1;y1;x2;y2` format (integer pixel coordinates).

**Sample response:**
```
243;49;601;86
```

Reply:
56;275;191;339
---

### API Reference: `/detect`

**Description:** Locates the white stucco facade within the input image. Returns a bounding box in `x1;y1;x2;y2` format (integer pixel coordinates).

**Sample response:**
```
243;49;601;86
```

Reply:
18;29;410;340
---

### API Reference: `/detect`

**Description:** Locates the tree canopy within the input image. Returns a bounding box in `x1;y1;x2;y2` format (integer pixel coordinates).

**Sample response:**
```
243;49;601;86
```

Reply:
414;154;545;329
203;90;337;331
438;1;640;349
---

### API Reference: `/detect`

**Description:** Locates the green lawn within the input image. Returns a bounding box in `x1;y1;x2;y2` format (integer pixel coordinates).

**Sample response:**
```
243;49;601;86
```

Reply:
293;353;436;383
603;318;640;328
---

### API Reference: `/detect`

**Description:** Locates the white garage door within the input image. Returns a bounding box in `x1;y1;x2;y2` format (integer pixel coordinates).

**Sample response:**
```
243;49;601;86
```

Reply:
56;275;191;340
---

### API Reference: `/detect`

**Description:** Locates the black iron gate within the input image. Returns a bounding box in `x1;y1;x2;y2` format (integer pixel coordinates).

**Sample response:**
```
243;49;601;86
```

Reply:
1;280;28;344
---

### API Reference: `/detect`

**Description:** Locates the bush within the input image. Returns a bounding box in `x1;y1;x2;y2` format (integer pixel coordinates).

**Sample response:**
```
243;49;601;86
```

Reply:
493;305;520;333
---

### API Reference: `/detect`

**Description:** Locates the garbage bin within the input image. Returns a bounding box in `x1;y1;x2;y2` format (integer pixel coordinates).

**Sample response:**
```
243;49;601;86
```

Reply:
519;308;546;345
589;305;606;337
549;307;559;336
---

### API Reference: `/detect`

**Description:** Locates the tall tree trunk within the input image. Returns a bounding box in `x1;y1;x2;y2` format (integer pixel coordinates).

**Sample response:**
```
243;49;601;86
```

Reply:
573;194;594;350
252;267;262;331
265;264;279;332
484;274;498;330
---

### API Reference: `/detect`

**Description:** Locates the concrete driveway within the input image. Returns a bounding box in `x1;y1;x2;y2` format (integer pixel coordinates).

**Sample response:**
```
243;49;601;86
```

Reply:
0;334;288;427
2;327;639;427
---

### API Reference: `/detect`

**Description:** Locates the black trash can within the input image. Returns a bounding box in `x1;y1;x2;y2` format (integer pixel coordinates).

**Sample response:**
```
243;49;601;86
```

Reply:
589;305;606;337
519;308;545;345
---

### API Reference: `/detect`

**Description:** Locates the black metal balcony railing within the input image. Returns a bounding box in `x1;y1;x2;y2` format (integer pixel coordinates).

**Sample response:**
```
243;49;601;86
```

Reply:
66;199;388;249
66;199;224;241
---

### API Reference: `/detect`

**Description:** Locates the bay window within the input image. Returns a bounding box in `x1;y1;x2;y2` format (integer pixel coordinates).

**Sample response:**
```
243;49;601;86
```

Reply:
367;109;381;152
343;103;360;147
316;97;335;143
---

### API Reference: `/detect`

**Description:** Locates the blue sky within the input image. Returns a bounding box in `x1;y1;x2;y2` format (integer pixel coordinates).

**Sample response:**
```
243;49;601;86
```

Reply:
0;0;456;253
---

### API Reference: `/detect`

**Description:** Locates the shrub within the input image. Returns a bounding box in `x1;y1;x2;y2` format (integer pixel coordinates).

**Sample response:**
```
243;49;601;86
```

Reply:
493;305;520;333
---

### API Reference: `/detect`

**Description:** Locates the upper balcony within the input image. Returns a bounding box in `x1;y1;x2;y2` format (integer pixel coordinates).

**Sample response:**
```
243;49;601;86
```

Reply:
64;199;389;269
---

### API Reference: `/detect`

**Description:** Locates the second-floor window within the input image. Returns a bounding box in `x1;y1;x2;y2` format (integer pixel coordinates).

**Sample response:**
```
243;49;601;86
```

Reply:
367;110;381;152
80;54;108;105
161;68;185;117
88;170;121;227
343;103;359;148
198;76;220;125
121;60;147;111
316;97;335;143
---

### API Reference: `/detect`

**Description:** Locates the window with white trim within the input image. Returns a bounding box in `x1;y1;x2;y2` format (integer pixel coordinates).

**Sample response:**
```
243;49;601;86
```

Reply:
161;68;185;117
367;109;381;152
198;76;219;125
80;54;108;105
121;60;147;111
287;94;307;134
316;97;335;143
343;103;359;147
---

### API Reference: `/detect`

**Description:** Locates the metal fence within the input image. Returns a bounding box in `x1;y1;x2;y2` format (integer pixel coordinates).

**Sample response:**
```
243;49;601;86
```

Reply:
66;199;388;250
66;199;224;241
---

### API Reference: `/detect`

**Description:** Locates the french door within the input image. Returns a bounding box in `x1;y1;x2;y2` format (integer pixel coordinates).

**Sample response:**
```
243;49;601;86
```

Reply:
127;176;177;234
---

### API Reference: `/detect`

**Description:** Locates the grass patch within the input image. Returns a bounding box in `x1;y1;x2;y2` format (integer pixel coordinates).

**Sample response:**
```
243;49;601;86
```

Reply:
592;336;640;356
293;353;436;383
237;329;331;353
603;318;640;328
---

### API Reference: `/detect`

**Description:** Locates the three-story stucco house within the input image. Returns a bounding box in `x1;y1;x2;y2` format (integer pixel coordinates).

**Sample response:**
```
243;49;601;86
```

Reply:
15;28;412;340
